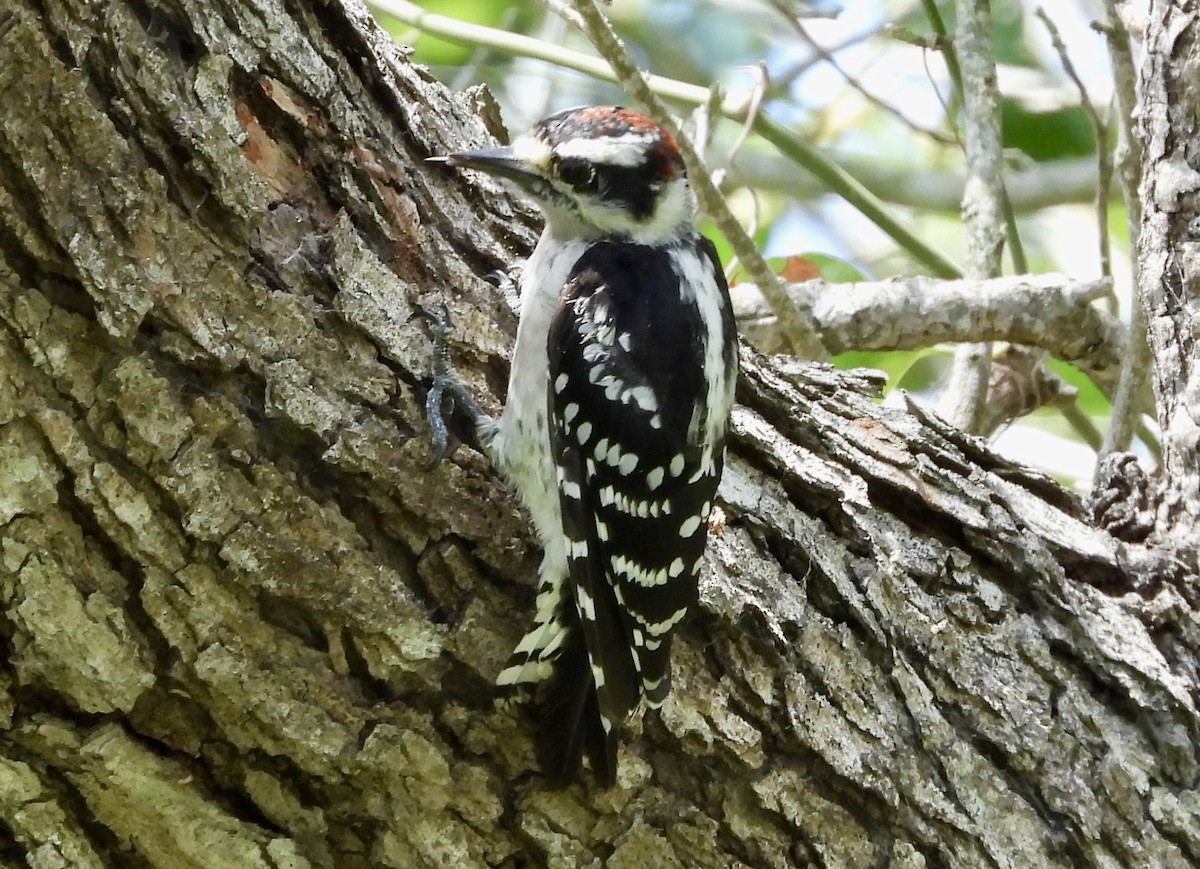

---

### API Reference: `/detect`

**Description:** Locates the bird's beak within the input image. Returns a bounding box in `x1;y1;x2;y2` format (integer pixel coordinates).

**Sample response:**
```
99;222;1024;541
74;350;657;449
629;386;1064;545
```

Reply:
431;147;543;191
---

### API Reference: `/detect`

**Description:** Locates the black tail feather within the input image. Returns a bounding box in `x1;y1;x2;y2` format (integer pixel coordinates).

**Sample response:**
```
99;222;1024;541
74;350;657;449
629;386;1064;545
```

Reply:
536;624;618;786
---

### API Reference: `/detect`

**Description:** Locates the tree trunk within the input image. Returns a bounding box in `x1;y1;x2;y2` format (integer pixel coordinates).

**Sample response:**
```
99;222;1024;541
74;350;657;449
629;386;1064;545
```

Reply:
1136;0;1200;550
0;0;1196;867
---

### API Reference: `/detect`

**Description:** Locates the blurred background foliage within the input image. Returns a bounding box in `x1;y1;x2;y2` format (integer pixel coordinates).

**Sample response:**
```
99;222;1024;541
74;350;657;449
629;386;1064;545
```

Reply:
373;0;1132;486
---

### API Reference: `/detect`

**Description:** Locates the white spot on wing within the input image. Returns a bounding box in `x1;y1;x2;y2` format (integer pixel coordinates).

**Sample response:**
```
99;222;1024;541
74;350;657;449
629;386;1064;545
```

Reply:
646;606;689;636
497;660;553;685
612;554;668;587
643;675;666;705
576;585;596;621
624;385;659;413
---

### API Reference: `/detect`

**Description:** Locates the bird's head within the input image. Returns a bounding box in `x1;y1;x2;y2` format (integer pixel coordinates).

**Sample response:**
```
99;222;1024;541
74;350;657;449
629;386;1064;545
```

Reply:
445;106;693;243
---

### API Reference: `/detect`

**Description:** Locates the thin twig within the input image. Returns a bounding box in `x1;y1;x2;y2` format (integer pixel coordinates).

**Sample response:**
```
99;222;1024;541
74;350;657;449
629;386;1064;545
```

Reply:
936;0;1007;433
1095;1;1150;463
725;63;769;164
922;0;1027;274
920;43;963;151
539;0;583;29
790;19;957;146
1036;7;1111;280
919;0;963;101
372;0;719;106
732;151;1102;212
1060;403;1104;451
772;19;893;90
750;114;961;278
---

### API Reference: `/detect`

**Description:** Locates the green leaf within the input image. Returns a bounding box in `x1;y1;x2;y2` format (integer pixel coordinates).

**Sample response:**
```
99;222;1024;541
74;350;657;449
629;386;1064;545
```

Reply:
1045;356;1109;415
1001;100;1096;161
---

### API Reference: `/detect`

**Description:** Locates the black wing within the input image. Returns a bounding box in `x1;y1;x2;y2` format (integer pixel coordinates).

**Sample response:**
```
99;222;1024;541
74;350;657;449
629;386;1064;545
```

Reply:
539;239;731;784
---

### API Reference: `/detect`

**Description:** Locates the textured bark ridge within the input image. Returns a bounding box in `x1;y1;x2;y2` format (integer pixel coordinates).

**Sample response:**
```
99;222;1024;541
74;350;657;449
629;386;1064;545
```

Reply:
1136;1;1200;554
0;1;1197;867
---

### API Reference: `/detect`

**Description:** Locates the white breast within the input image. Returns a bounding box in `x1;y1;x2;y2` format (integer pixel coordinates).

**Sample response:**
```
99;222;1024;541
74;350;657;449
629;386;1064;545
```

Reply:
494;229;589;551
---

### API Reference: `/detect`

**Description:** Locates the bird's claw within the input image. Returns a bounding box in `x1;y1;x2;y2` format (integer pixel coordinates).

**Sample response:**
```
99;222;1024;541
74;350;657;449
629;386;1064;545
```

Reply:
420;303;489;467
485;267;521;308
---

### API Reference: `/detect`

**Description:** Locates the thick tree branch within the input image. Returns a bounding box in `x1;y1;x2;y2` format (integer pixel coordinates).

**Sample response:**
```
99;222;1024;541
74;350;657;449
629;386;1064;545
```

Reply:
733;273;1127;397
1135;1;1200;547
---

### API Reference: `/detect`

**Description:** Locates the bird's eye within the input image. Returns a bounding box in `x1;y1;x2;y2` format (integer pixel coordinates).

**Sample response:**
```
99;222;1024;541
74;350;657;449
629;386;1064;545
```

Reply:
557;158;598;192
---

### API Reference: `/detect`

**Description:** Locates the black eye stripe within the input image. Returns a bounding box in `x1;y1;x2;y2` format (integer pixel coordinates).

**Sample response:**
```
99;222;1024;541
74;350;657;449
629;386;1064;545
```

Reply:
549;156;674;222
557;158;598;192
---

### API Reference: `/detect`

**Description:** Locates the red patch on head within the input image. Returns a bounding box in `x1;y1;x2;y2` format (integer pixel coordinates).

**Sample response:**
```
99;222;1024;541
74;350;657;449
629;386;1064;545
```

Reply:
575;107;676;144
647;138;681;179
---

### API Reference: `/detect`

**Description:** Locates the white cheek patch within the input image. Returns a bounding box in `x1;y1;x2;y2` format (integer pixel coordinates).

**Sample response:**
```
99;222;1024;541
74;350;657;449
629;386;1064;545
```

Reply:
574;177;692;243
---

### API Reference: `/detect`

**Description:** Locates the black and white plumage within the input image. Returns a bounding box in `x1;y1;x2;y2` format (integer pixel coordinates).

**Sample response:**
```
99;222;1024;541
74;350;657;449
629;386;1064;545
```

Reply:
434;106;737;785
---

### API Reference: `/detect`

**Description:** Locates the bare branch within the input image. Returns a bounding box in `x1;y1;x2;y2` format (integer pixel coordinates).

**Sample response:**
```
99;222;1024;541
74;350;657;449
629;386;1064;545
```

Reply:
1036;7;1112;280
936;0;1008;432
733;274;1126;396
1097;0;1151;461
788;18;957;146
733;152;1103;211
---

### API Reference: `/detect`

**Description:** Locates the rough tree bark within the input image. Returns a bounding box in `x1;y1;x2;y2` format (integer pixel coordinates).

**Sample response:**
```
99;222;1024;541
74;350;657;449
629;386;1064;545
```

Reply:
0;0;1196;867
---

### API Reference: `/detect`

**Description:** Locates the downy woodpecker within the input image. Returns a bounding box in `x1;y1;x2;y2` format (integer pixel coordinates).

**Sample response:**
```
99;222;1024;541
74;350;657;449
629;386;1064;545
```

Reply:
431;106;738;785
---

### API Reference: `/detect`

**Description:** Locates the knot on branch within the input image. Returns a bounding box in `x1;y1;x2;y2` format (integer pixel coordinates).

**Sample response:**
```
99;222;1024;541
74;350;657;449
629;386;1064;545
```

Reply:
1087;452;1154;543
